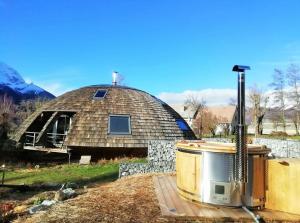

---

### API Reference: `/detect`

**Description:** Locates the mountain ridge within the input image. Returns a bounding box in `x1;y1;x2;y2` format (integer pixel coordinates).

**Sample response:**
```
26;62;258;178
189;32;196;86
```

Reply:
0;62;55;102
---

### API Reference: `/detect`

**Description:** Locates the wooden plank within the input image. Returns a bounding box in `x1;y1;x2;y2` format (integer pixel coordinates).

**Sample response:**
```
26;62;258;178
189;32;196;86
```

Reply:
35;111;58;143
169;175;227;218
166;176;195;216
154;175;300;222
79;155;91;165
158;175;189;216
257;208;300;222
176;151;201;199
154;175;252;221
155;176;178;216
265;158;300;215
153;177;170;216
23;146;68;154
252;156;265;199
176;141;270;154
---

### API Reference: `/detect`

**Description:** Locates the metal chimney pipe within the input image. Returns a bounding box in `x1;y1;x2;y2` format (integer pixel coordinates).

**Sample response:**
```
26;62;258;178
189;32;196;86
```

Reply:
232;65;250;189
112;71;118;86
236;71;247;183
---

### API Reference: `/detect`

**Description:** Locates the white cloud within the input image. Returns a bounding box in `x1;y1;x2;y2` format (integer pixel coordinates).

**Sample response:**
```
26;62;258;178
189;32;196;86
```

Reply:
23;66;82;96
23;76;71;96
24;77;33;84
157;88;236;106
258;60;300;67
38;67;82;79
37;82;73;96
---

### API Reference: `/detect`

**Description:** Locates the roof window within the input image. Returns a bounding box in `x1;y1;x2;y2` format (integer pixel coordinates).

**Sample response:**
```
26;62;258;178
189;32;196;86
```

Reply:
93;89;108;99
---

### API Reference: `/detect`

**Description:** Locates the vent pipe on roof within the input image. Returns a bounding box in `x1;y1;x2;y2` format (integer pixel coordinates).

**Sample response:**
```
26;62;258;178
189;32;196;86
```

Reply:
112;71;118;86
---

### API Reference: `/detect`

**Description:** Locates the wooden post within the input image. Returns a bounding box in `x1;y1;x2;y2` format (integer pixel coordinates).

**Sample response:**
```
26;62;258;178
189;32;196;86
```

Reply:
1;166;5;185
33;132;36;147
68;149;71;165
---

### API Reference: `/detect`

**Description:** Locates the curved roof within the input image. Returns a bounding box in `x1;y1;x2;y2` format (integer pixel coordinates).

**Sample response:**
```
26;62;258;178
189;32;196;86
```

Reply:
14;85;195;148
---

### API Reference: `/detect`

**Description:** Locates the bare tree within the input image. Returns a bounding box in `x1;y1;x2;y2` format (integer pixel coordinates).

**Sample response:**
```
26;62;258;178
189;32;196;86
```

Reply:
218;116;231;136
270;69;287;132
184;94;206;138
286;63;300;135
228;97;237;106
0;94;16;139
248;85;269;137
193;108;222;137
16;97;48;125
201;109;220;136
269;109;280;131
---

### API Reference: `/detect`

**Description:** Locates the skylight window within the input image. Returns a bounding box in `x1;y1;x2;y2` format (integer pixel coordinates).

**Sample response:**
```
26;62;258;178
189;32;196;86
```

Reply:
93;89;108;99
108;115;131;135
176;119;189;131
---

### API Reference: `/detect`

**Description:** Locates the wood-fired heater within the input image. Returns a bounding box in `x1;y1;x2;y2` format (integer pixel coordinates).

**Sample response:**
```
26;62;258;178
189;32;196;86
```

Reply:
176;65;270;208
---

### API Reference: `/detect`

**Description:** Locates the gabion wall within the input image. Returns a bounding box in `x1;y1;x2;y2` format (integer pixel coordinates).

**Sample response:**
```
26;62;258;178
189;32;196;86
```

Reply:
253;138;300;158
203;137;300;158
119;140;175;178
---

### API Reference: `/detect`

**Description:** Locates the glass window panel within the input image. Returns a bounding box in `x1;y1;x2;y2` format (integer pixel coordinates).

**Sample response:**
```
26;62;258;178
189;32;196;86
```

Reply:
176;119;189;131
94;89;107;98
109;115;131;134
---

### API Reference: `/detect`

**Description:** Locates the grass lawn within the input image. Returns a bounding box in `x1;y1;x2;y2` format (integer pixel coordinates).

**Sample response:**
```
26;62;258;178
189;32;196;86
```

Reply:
3;158;146;186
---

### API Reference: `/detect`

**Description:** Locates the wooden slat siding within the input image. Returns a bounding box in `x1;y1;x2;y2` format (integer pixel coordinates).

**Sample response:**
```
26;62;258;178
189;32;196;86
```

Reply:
35;111;58;143
15;86;195;149
176;151;202;201
265;158;300;215
252;156;265;200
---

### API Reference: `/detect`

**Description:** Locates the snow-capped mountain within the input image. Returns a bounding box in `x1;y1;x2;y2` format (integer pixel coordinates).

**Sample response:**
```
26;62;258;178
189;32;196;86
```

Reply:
0;62;55;102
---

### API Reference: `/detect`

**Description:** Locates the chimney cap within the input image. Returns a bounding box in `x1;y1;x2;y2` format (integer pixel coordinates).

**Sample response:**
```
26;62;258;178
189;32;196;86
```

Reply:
232;65;251;72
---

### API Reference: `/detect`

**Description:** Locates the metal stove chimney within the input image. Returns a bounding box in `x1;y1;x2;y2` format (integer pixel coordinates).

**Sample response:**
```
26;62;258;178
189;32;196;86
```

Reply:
232;65;250;194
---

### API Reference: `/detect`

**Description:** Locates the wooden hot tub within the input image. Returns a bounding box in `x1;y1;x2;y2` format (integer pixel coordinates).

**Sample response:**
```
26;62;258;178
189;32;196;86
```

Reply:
176;140;270;208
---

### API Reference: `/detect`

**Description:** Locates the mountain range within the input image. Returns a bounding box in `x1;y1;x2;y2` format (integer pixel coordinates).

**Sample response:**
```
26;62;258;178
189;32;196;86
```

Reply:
0;62;55;103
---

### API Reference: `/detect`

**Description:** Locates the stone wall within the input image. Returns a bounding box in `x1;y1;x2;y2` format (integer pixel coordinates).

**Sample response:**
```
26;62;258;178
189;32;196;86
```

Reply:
204;137;300;158
119;140;175;178
252;138;300;158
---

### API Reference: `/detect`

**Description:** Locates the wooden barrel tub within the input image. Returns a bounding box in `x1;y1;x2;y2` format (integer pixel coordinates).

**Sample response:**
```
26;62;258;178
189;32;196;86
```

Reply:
176;140;270;208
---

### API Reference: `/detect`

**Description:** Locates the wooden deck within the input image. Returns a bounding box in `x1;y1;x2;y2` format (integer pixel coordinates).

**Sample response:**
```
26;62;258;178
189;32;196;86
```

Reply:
153;175;300;222
23;146;68;154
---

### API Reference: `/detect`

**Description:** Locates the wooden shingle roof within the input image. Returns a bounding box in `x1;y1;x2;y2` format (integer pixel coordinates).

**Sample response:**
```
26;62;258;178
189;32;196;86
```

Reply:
14;85;195;148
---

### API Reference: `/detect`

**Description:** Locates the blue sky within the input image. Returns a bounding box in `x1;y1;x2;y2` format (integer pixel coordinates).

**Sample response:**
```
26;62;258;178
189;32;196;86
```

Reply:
1;0;300;104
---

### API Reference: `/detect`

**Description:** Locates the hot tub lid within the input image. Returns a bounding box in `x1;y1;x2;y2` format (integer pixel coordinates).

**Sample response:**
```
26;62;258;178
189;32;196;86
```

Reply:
176;140;270;154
